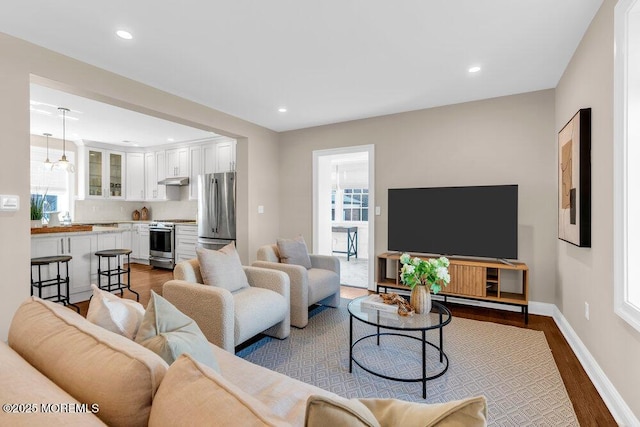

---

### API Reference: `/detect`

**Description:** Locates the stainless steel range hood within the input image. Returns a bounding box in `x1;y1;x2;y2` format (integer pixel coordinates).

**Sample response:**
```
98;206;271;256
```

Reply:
158;177;189;186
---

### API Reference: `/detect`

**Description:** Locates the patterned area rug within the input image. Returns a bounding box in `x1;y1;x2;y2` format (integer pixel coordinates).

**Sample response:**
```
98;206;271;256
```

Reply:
238;299;579;426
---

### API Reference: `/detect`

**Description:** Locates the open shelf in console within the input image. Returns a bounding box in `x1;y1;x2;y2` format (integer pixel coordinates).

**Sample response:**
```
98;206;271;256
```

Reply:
376;252;529;323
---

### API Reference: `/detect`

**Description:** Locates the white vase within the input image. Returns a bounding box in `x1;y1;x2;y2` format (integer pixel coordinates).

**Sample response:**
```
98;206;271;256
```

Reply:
410;284;432;314
31;219;43;228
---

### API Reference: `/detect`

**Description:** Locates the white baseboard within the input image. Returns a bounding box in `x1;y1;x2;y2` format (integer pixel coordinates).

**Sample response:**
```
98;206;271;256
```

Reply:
552;306;639;427
431;296;638;425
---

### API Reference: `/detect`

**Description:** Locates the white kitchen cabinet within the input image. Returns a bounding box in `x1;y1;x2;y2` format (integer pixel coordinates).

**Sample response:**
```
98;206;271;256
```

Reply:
175;224;198;264
156;151;166;199
86;148;125;199
131;224;150;262
145;152;167;201
31;234;96;302
203;144;217;174
189;145;203;200
166;147;188;178
126;152;145;200
216;141;236;172
118;223;133;252
96;232;123;252
144;152;156;201
188;142;228;200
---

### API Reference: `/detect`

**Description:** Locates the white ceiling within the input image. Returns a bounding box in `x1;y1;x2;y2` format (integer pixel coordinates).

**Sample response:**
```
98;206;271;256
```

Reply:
30;84;219;147
1;0;603;133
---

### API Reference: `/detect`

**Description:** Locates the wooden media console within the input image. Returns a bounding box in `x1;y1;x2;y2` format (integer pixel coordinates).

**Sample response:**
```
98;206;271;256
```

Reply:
376;252;529;323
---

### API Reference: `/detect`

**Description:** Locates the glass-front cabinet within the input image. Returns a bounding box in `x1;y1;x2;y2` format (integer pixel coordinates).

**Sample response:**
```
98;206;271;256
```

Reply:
86;148;124;199
88;150;103;197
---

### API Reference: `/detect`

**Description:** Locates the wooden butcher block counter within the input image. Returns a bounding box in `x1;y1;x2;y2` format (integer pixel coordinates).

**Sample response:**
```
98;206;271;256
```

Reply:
30;225;94;234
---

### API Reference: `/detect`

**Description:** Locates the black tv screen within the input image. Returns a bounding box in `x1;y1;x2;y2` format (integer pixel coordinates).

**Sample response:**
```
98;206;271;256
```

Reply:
388;185;518;259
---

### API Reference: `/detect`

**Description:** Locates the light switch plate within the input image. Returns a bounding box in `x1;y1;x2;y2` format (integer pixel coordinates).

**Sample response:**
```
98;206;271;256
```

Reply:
0;195;19;211
258;205;264;214
375;206;381;215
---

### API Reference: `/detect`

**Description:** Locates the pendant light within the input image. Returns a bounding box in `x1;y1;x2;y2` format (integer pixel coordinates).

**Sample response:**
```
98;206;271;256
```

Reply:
53;107;75;173
43;133;53;168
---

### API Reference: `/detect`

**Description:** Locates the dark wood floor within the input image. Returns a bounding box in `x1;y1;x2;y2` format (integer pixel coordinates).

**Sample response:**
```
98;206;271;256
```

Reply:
78;264;616;426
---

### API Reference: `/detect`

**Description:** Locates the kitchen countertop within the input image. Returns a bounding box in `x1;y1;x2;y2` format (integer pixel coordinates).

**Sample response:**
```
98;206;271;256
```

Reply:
31;226;129;237
31;225;93;234
32;220;198;236
73;220;197;225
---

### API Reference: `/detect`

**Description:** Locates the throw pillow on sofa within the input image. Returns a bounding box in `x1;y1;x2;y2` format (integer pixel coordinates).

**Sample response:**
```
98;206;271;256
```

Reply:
8;297;168;427
305;395;380;427
149;353;290;427
277;235;312;269
196;243;250;292
87;284;145;339
358;396;488;427
135;291;220;372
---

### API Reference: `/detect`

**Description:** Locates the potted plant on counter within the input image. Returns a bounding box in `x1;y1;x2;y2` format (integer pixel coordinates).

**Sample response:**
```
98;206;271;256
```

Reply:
30;191;47;228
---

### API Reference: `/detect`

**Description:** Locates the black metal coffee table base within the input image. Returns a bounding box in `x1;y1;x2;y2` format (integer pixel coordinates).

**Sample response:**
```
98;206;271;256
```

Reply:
349;330;449;399
348;298;452;399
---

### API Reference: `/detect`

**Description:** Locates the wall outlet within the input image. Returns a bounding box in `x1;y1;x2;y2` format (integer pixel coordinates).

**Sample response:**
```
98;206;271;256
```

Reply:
585;302;589;320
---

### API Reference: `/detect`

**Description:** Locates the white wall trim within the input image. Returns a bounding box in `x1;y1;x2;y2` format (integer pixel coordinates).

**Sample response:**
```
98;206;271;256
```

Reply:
425;297;637;424
552;305;639;426
613;0;640;334
312;144;375;290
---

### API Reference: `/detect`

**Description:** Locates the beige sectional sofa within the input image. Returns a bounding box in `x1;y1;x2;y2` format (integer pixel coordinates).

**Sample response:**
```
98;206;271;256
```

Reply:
1;297;487;426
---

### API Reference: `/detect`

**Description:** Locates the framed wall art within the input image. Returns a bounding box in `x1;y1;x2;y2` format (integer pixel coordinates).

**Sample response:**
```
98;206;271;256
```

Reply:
558;108;591;247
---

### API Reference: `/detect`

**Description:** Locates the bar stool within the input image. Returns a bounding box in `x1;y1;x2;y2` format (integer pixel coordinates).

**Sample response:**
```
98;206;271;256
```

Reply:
95;249;140;301
30;255;80;313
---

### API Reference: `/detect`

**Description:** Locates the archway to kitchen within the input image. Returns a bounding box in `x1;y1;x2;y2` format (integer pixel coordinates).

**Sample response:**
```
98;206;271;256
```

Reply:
28;77;246;266
313;145;375;290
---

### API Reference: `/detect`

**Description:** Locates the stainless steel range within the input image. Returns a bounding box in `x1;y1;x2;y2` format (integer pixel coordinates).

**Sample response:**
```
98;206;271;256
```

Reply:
149;219;196;269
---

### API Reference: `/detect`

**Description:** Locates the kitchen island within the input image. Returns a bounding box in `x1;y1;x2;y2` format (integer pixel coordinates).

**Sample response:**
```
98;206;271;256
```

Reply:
31;226;131;303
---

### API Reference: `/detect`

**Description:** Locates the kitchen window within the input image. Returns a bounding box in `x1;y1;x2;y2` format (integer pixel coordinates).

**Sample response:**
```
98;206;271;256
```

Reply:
30;146;75;221
331;188;369;222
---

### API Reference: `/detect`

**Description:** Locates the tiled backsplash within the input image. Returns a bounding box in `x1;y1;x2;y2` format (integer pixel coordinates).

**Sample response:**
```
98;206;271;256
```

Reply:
75;199;197;222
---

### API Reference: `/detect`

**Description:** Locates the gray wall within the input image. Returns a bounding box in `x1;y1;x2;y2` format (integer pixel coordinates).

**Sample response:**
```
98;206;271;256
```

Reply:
556;0;640;419
279;89;557;303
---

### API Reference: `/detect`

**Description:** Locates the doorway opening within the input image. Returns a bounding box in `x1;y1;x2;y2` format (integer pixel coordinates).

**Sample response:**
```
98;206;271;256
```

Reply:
313;145;374;290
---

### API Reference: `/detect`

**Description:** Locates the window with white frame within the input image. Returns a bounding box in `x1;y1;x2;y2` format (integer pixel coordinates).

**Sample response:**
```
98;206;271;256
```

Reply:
331;188;369;222
30;146;74;221
614;0;640;333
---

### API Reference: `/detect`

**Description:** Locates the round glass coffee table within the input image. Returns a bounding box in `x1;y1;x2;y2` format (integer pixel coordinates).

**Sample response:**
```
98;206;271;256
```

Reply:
347;295;452;398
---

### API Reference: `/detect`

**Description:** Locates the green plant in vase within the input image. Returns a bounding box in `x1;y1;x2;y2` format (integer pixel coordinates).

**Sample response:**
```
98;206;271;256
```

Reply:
399;253;450;313
30;190;48;224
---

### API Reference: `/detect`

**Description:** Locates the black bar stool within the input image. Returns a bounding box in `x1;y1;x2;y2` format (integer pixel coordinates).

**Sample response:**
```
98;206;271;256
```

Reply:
95;249;139;301
30;255;80;313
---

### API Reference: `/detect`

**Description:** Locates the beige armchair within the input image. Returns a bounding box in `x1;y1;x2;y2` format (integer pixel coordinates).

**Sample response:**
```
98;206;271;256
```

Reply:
253;245;340;328
163;259;290;353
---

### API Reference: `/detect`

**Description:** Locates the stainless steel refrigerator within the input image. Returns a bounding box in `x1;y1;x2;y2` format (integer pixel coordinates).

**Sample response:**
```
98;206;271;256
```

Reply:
197;172;236;250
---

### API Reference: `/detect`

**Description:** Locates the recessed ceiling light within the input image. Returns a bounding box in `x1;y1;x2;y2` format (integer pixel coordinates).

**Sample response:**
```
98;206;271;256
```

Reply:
167;138;175;142
116;30;133;40
468;66;481;73
278;107;287;113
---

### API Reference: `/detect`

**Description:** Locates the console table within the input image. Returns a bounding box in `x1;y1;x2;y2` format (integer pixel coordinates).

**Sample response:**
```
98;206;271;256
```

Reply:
332;226;358;260
376;253;529;323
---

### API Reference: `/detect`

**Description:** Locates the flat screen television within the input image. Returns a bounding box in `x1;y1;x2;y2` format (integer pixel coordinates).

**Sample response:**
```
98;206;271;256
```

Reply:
388;185;518;260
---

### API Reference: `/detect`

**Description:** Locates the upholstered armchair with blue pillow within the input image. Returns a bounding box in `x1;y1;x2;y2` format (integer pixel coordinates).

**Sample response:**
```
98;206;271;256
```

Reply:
253;236;340;328
162;244;290;353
